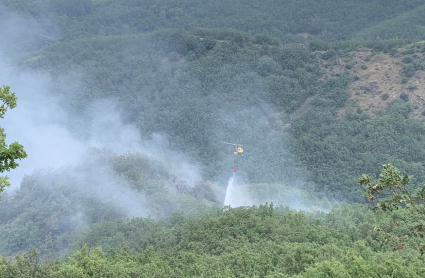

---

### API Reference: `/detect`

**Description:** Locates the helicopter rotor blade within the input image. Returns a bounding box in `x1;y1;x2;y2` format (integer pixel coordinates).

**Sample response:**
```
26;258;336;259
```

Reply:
220;142;242;146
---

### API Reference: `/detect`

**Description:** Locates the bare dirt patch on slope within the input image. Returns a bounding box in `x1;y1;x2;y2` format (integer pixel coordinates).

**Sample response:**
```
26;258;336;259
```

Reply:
343;51;404;116
319;47;425;119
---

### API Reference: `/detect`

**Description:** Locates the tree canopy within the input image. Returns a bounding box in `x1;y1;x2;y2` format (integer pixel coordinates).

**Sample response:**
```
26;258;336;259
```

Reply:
358;164;425;254
0;85;27;194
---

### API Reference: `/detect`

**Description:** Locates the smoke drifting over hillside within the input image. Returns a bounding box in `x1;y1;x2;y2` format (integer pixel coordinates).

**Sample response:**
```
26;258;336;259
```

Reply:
0;9;202;223
0;60;201;212
0;5;58;61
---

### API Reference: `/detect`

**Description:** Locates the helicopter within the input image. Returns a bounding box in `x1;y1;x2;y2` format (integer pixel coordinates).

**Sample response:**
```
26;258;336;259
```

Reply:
221;142;243;155
221;142;244;173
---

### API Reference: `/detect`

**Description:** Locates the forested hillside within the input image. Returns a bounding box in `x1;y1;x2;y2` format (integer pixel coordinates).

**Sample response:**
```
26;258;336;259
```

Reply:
0;149;220;258
22;30;425;203
2;0;425;276
3;0;425;43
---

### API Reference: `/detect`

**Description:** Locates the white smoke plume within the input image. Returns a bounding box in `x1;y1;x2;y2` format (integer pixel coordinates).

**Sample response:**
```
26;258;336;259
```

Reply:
0;61;200;215
0;9;201;218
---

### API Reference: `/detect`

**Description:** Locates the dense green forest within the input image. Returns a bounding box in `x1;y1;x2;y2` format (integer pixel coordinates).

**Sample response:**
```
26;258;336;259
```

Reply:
2;204;425;277
2;0;425;276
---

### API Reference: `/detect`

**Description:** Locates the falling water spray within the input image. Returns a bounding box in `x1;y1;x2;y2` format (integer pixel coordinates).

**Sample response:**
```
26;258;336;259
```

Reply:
223;174;253;207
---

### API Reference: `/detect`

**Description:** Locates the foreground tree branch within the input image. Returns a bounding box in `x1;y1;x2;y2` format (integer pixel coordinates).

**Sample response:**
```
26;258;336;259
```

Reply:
358;163;425;254
0;85;27;195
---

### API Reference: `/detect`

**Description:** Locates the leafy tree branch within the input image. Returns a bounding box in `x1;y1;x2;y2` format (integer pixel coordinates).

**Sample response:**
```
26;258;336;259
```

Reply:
0;85;27;195
358;163;425;253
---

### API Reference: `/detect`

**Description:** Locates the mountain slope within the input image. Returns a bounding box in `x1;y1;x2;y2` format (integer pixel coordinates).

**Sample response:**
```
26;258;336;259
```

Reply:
355;4;425;40
3;0;425;44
